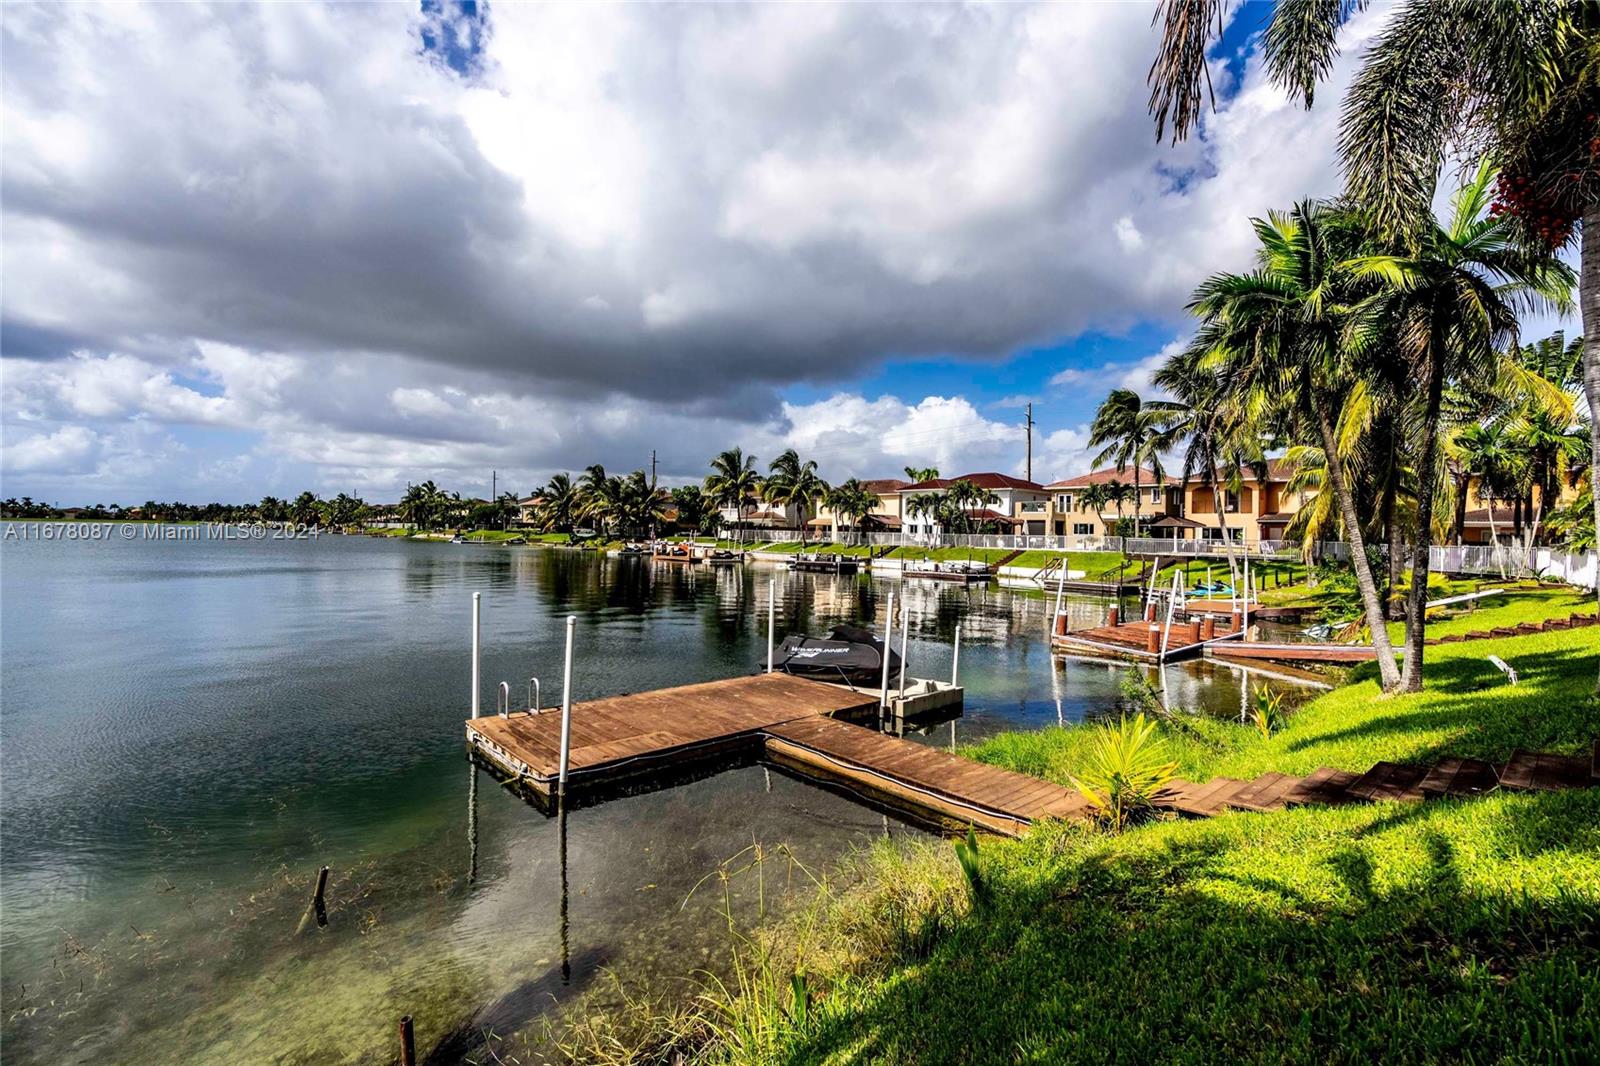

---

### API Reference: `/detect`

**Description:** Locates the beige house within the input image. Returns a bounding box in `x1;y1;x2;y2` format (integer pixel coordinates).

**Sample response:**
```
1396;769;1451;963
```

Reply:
1043;467;1182;538
897;473;1049;536
809;478;910;539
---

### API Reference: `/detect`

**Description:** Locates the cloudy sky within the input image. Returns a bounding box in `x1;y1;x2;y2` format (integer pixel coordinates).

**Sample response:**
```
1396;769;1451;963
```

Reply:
3;0;1557;505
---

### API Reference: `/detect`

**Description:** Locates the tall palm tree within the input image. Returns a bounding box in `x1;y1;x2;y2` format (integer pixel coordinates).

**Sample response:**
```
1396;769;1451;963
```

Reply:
1186;200;1404;689
705;448;763;545
1149;0;1599;677
764;449;829;548
1151;344;1247;580
1448;421;1521;563
576;464;613;536
903;466;940;483
827;479;879;544
1087;389;1169;534
1349;162;1574;688
906;492;943;542
1102;479;1131;524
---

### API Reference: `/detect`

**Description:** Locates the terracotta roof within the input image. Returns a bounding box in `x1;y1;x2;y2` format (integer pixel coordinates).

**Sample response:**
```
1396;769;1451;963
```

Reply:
1257;512;1296;524
903;472;1044;492
1150;515;1204;529
1462;507;1518;526
859;478;911;494
967;508;1021;525
1046;467;1178;489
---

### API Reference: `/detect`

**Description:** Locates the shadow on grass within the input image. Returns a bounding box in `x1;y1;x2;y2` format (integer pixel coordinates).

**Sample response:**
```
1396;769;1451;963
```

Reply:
773;791;1600;1065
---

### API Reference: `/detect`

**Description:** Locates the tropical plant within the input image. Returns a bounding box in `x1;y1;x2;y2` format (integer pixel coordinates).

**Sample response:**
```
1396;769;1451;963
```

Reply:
1075;483;1111;525
903;466;940;483
1068;713;1179;832
1087;388;1170;533
535;473;579;535
764;450;829;548
905;491;944;541
1249;687;1288;738
952;826;987;906
1147;0;1599;685
706;448;764;544
826;479;880;544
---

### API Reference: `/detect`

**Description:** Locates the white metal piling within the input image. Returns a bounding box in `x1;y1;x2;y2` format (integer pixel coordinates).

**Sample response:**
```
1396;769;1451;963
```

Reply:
1242;559;1252;635
766;576;776;674
950;623;962;687
557;615;576;795
897;606;910;697
878;591;895;710
1050;570;1065;639
470;592;481;719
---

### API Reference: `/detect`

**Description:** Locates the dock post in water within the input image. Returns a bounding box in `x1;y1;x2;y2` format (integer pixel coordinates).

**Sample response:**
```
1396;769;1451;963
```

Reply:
557;614;576;795
399;1015;416;1066
879;590;895;710
766;576;776;673
470;592;481;719
897;606;910;697
951;623;961;686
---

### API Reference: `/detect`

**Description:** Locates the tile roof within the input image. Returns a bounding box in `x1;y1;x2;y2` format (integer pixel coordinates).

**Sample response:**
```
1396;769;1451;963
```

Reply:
1046;466;1178;489
903;472;1044;492
859;478;911;494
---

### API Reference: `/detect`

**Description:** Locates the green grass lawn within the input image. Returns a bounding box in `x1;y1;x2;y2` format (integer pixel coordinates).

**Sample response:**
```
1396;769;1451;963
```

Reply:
1384;580;1596;642
744;788;1600;1064
969;626;1599;788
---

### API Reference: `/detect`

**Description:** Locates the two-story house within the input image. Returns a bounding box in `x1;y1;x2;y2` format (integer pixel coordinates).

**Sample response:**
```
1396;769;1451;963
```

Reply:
1177;459;1309;543
1043;467;1182;539
897;473;1049;536
807;478;911;540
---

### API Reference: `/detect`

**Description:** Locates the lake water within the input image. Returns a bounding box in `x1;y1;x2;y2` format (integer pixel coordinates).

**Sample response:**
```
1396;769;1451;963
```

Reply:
0;528;1302;1062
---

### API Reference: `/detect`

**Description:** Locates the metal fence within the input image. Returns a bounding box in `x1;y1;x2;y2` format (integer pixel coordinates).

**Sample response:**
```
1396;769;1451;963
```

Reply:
1430;545;1598;589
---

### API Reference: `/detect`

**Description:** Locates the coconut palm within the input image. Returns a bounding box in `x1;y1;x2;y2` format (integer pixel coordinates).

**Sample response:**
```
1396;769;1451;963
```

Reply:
903;466;940;483
1448;421;1522;565
1185;200;1404;689
1088;389;1170;533
1347;161;1574;688
906;492;944;542
1076;483;1112;530
827;479;880;544
764;449;829;548
536;473;579;535
1102;479;1131;524
1148;0;1599;680
705;448;764;544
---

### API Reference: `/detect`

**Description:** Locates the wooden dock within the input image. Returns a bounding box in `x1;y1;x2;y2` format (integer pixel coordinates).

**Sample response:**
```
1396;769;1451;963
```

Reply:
1206;642;1380;664
467;673;878;801
1051;616;1244;662
764;716;1088;835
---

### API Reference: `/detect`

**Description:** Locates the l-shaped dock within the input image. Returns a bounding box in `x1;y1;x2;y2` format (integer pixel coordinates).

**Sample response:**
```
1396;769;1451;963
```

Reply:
466;672;1091;835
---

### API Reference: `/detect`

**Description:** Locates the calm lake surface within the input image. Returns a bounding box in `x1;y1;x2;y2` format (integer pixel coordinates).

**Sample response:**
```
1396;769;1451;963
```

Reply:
0;528;1304;1063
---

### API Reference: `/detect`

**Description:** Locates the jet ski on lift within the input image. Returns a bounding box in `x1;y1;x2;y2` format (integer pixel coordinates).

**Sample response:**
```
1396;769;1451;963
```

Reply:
767;623;901;687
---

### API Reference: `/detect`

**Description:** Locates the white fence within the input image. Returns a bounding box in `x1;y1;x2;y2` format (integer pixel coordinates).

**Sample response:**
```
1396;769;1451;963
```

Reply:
1429;545;1598;589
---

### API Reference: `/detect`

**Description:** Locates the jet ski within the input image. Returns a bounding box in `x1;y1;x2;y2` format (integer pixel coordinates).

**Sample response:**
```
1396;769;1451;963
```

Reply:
767;623;901;686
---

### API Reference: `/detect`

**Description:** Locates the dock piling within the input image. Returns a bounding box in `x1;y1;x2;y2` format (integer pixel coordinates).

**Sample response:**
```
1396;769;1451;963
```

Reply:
766;576;776;674
879;591;895;710
951;623;961;687
897;607;910;697
470;592;481;719
558;615;576;795
399;1015;416;1066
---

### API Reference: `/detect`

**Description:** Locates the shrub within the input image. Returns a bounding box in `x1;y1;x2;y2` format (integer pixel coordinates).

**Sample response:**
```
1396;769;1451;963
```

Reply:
1068;713;1179;831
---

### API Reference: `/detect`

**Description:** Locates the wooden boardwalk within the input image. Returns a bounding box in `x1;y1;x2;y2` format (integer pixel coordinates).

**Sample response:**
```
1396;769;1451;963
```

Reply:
466;673;878;797
1052;617;1244;662
764;716;1089;835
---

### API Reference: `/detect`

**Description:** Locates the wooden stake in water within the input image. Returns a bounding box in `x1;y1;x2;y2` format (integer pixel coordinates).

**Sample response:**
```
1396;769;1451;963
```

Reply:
399;1015;416;1066
558;615;576;796
470;592;481;719
897;607;910;698
766;576;776;674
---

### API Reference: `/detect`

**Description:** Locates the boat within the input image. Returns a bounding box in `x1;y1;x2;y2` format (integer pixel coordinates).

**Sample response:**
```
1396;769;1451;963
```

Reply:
707;549;741;565
652;543;701;564
904;560;991;583
768;624;900;686
788;553;859;574
617;543;647;556
450;534;467;544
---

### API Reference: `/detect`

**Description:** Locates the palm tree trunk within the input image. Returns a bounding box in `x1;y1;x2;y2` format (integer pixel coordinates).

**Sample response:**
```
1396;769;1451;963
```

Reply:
1313;404;1401;690
1208;460;1237;587
1452;472;1467;545
1133;469;1143;539
1398;342;1446;693
1582;204;1600;693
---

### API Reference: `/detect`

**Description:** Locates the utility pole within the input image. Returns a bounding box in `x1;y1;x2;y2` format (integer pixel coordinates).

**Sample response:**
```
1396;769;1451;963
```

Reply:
1024;402;1035;482
650;449;658;544
650;450;657;488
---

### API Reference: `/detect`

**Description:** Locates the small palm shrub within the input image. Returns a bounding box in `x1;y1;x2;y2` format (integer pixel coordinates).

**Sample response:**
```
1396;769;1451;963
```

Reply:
1069;713;1179;831
1250;687;1288;738
953;826;987;906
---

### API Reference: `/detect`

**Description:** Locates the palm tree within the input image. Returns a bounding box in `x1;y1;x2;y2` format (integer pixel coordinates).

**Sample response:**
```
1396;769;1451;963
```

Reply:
1148;0;1599;678
903;466;940;483
764;449;829;548
1185;200;1404;689
536;474;579;535
291;491;321;528
1102;479;1131;524
576;464;613;536
1348;162;1574;688
906;492;943;543
705;448;763;544
1449;421;1521;565
1151;345;1248;581
1076;483;1112;532
827;479;879;544
1087;389;1169;535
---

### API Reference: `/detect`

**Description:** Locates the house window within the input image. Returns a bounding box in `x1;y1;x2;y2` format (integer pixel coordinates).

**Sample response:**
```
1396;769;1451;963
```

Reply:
1073;522;1094;535
1224;490;1240;513
1150;487;1161;503
1057;493;1073;511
